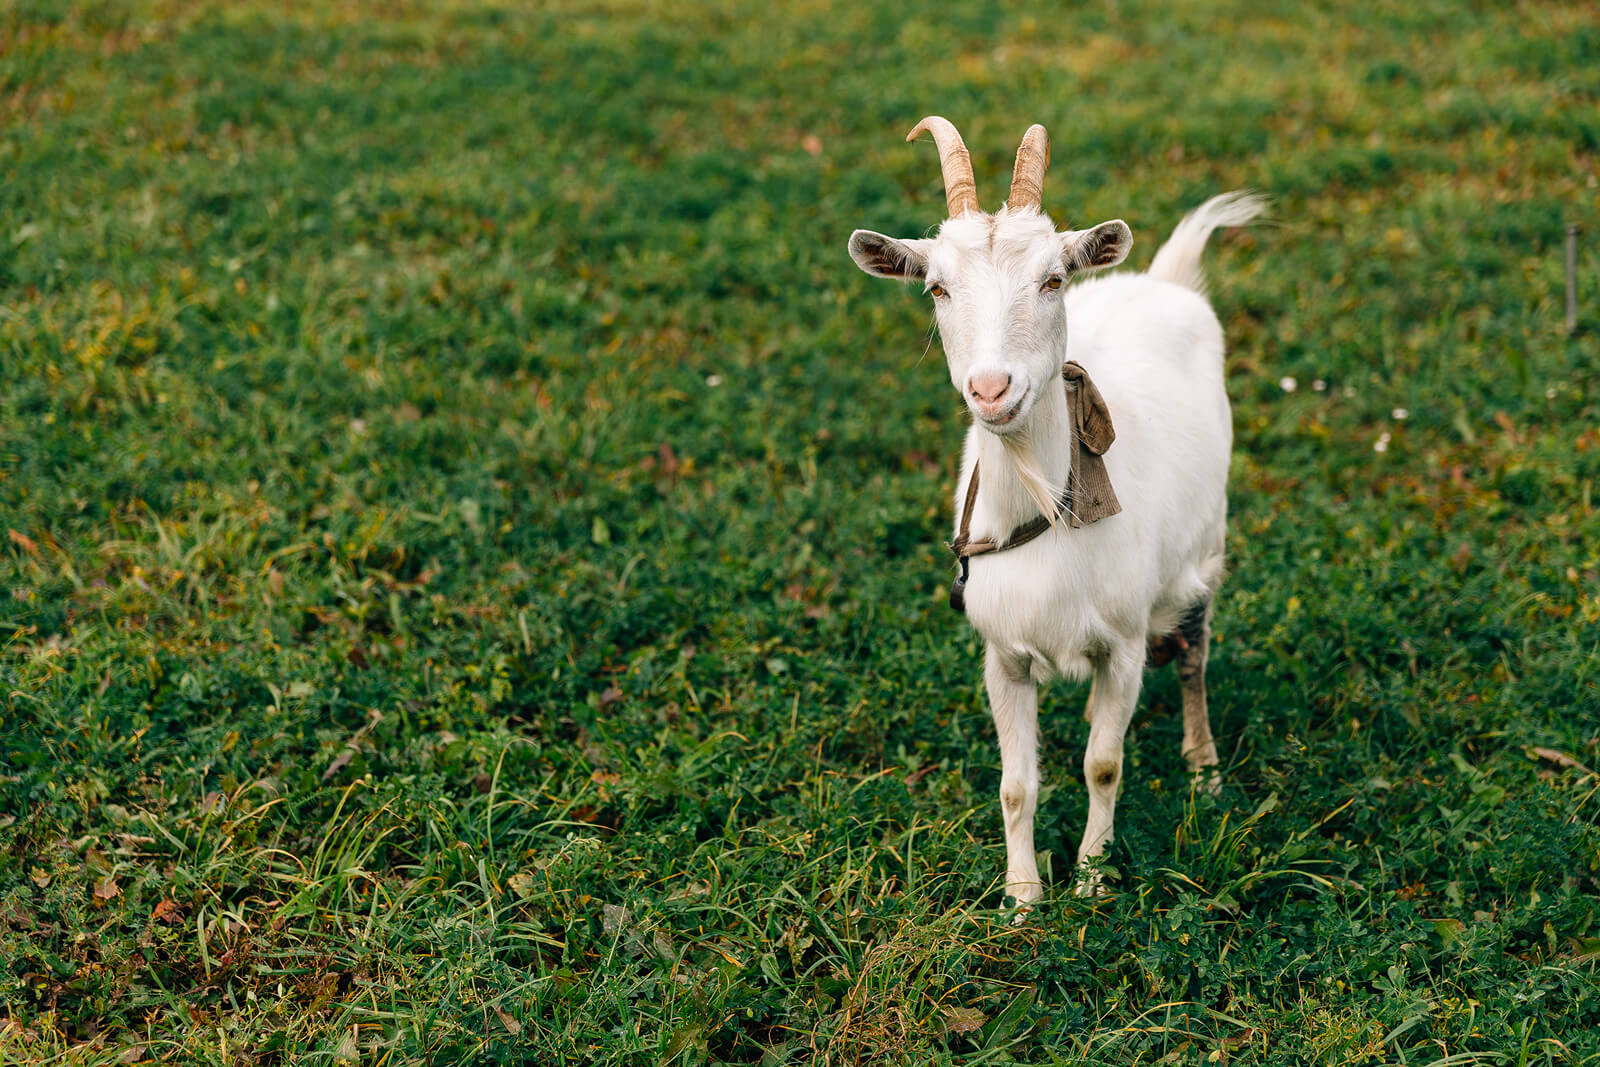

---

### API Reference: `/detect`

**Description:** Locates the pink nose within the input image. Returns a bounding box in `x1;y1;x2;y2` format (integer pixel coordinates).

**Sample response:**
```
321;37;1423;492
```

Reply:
968;372;1012;410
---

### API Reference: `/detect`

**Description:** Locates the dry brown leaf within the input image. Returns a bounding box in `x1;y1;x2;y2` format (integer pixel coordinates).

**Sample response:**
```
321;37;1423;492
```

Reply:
321;748;357;782
666;880;711;903
495;1006;522;1035
93;874;120;901
657;441;679;477
1223;1027;1259;1049
942;1005;987;1035
8;529;38;554
1528;747;1597;777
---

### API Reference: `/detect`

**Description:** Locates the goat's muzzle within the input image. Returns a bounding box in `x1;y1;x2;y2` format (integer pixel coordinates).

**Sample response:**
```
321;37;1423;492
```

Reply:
969;372;1024;425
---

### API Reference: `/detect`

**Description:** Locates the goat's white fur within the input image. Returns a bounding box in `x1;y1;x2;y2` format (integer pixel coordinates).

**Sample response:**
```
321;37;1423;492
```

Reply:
848;191;1265;904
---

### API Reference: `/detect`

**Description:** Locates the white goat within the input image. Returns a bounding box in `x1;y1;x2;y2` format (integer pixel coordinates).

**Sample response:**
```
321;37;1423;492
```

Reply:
847;116;1264;903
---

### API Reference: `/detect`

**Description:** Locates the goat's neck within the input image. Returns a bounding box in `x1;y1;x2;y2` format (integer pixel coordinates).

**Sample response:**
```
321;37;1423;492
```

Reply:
967;372;1072;538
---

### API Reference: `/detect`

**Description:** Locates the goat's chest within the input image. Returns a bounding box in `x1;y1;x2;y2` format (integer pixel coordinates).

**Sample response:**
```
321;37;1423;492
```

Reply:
958;540;1131;682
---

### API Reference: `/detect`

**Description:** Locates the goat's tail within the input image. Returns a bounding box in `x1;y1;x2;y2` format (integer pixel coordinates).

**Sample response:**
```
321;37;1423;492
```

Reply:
1145;190;1268;295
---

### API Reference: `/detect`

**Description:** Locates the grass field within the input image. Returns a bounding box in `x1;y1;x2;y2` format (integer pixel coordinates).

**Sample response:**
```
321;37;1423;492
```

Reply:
3;1;1599;1063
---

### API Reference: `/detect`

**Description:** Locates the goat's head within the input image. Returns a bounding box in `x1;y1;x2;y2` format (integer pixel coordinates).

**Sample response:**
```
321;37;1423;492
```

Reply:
848;117;1132;434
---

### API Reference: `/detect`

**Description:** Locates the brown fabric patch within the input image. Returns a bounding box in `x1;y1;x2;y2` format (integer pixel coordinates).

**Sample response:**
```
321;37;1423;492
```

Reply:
1062;361;1121;526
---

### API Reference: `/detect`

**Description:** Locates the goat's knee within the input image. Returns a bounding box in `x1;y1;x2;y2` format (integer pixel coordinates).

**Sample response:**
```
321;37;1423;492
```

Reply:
1086;757;1120;794
1000;781;1029;811
999;775;1036;817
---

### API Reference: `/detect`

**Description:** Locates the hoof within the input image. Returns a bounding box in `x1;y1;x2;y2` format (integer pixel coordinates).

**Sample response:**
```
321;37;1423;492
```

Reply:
1003;887;1041;925
1190;763;1222;797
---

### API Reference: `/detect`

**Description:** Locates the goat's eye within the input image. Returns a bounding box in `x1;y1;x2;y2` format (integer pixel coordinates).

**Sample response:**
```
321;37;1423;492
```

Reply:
1043;276;1064;291
928;283;947;299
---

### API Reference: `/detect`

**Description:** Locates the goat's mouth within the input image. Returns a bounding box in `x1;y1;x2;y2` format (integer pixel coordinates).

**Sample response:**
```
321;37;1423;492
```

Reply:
974;389;1029;430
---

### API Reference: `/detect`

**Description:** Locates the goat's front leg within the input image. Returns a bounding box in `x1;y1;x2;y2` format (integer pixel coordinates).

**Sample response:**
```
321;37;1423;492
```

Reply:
985;645;1041;906
1076;645;1143;895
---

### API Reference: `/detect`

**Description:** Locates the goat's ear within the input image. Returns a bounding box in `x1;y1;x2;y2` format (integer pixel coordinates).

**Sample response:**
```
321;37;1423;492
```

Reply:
848;230;930;281
1061;220;1133;273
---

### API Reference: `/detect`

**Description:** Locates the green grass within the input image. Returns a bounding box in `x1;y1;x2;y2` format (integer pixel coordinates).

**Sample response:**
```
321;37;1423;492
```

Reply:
2;0;1598;1063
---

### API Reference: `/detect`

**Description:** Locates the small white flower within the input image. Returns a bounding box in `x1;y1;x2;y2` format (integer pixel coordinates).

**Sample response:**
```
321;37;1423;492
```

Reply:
1546;386;1558;400
1312;379;1327;392
1373;432;1390;453
1279;376;1298;392
1392;407;1408;420
705;374;723;387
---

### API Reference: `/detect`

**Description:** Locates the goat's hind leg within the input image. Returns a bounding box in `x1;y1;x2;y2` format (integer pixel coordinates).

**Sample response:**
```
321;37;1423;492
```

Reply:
985;645;1041;907
1177;597;1221;793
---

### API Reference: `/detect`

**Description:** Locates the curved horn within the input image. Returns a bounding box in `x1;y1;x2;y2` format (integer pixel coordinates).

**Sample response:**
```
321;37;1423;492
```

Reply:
907;115;980;217
1006;124;1050;213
